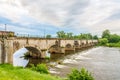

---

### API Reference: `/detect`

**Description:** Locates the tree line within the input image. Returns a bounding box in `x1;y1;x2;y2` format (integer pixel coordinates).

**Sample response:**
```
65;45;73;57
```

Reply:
99;29;120;47
46;31;98;39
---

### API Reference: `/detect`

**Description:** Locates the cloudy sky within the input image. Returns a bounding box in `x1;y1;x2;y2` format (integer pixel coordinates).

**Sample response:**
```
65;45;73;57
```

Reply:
0;0;120;37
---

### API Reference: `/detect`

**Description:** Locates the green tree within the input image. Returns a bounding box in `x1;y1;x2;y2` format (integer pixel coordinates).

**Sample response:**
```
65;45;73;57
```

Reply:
102;29;110;39
109;34;120;43
78;33;93;39
93;35;98;39
46;34;51;38
87;33;92;39
66;32;73;39
56;31;66;38
99;38;108;45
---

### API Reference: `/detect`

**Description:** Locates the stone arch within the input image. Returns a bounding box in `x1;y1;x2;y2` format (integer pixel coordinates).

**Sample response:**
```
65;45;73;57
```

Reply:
25;46;41;58
66;43;72;48
48;44;61;53
74;40;79;47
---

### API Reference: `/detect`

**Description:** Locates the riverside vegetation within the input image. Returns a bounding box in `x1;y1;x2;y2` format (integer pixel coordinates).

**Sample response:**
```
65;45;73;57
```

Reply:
0;64;94;80
98;29;120;47
0;64;62;80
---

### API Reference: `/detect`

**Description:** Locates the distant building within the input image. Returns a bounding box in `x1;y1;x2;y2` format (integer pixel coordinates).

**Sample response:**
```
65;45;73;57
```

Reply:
0;31;15;37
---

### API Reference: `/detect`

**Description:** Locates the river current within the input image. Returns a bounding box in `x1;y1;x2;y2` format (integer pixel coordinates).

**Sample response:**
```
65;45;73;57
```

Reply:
50;47;120;80
13;47;120;80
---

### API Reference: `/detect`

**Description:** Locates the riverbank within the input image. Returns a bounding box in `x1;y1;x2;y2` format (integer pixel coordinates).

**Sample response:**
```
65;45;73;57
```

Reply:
106;42;120;47
0;64;62;80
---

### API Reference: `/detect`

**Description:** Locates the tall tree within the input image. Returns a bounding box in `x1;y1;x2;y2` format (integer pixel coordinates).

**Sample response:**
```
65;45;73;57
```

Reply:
109;34;120;43
56;31;66;38
93;35;98;39
66;32;73;39
102;29;110;39
46;34;51;38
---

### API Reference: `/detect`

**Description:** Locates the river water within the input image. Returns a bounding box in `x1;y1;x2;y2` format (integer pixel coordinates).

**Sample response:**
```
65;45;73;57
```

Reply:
13;47;120;80
50;47;120;80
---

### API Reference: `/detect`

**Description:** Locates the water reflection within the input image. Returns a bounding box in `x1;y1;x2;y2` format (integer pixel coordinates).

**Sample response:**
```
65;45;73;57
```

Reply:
13;48;51;67
13;48;29;67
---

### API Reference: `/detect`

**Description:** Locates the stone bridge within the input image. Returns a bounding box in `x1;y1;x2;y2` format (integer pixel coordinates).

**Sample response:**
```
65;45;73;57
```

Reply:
0;37;98;64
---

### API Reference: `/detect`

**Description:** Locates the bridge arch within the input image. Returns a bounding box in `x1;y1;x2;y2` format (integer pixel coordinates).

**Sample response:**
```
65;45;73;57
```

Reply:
13;45;41;58
48;44;61;53
47;40;61;54
25;46;41;58
65;43;72;48
74;40;79;47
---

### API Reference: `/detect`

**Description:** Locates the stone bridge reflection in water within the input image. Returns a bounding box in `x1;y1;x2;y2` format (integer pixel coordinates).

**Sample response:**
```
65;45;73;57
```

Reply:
13;48;50;67
13;48;29;67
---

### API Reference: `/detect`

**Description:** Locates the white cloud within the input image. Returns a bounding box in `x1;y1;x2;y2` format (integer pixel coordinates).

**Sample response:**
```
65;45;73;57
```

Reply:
20;0;89;27
0;24;39;34
0;0;120;35
79;0;120;26
89;20;120;35
0;0;29;23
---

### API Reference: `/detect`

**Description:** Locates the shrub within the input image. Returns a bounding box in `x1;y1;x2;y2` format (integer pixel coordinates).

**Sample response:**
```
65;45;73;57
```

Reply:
106;42;120;47
30;64;49;74
68;68;94;80
98;38;108;45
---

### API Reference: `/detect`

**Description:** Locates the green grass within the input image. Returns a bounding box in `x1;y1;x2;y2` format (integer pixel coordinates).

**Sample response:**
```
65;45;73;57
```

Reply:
0;64;62;80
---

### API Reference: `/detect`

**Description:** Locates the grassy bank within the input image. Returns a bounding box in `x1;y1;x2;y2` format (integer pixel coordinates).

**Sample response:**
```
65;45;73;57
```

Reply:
0;64;62;80
106;42;120;47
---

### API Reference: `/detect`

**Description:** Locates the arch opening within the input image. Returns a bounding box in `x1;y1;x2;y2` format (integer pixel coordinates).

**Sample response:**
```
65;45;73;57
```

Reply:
13;46;41;67
48;45;61;53
25;46;41;58
74;40;79;47
66;44;72;48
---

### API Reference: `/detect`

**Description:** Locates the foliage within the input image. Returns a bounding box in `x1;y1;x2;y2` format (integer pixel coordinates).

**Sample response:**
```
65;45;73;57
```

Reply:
98;38;108;45
93;35;98;39
100;29;120;47
57;31;66;38
76;33;92;39
67;68;94;80
56;31;96;40
8;32;14;37
106;42;120;47
46;34;52;38
108;34;120;43
0;64;62;80
24;52;31;58
30;63;49;74
66;32;73;39
102;29;110;39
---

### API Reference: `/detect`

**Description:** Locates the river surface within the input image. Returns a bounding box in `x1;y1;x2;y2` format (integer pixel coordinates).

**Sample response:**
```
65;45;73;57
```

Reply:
13;47;120;80
50;47;120;80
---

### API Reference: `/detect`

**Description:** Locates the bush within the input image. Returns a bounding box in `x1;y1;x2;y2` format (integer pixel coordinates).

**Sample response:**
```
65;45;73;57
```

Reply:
68;68;94;80
98;38;108;45
30;64;49;74
106;42;120;47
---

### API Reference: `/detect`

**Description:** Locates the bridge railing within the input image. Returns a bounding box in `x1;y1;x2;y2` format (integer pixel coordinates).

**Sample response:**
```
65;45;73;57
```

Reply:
15;33;57;39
